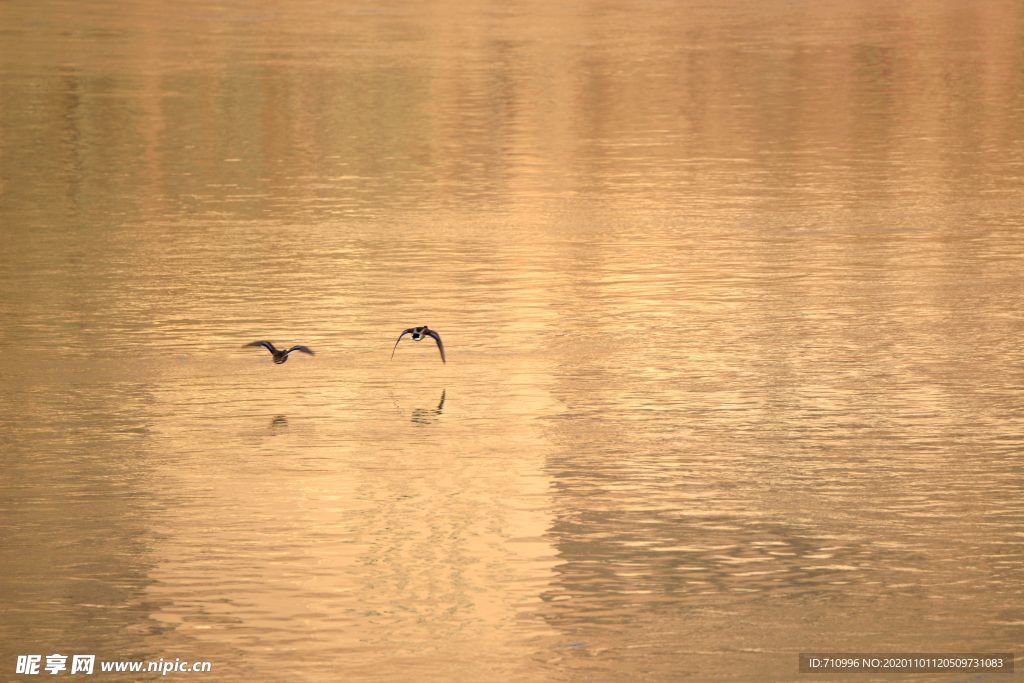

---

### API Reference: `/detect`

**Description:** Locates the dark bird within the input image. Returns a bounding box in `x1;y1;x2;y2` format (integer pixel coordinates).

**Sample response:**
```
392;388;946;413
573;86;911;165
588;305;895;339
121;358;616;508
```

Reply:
244;341;315;364
391;326;446;363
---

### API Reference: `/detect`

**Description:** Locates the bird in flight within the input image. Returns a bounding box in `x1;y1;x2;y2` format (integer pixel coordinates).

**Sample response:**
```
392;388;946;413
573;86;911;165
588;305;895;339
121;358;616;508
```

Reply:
244;341;315;364
391;326;446;363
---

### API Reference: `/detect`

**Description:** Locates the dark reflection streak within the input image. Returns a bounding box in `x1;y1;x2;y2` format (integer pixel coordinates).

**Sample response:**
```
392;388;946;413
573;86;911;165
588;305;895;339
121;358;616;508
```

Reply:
60;71;83;211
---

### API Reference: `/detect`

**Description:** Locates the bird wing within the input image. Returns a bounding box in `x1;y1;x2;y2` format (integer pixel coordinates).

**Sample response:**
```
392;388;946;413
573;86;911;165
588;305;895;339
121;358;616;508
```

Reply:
391;328;415;359
425;329;446;363
245;341;278;354
287;345;315;355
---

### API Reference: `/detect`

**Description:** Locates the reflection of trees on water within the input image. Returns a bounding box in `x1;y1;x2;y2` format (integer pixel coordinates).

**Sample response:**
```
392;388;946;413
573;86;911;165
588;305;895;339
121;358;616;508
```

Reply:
0;377;165;661
12;1;1024;228
541;504;880;625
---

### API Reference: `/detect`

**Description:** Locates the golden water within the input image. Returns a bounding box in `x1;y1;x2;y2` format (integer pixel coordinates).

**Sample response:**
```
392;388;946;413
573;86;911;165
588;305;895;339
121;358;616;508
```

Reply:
1;1;1023;680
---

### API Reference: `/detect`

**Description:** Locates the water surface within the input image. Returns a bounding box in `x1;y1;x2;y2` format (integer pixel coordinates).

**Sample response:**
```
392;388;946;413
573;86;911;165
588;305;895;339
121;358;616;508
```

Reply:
2;0;1023;680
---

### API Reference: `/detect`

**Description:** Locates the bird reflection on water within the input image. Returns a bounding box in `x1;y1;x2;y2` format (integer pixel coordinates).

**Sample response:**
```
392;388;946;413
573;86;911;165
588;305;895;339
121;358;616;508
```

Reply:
269;415;288;434
410;389;446;426
391;388;446;426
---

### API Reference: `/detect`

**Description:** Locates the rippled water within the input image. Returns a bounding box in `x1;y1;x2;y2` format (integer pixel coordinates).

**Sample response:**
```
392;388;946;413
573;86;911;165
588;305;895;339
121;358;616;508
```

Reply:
2;1;1023;680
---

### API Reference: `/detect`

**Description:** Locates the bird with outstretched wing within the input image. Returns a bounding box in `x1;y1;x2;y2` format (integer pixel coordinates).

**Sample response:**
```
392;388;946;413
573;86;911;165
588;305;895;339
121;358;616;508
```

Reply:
391;326;445;363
